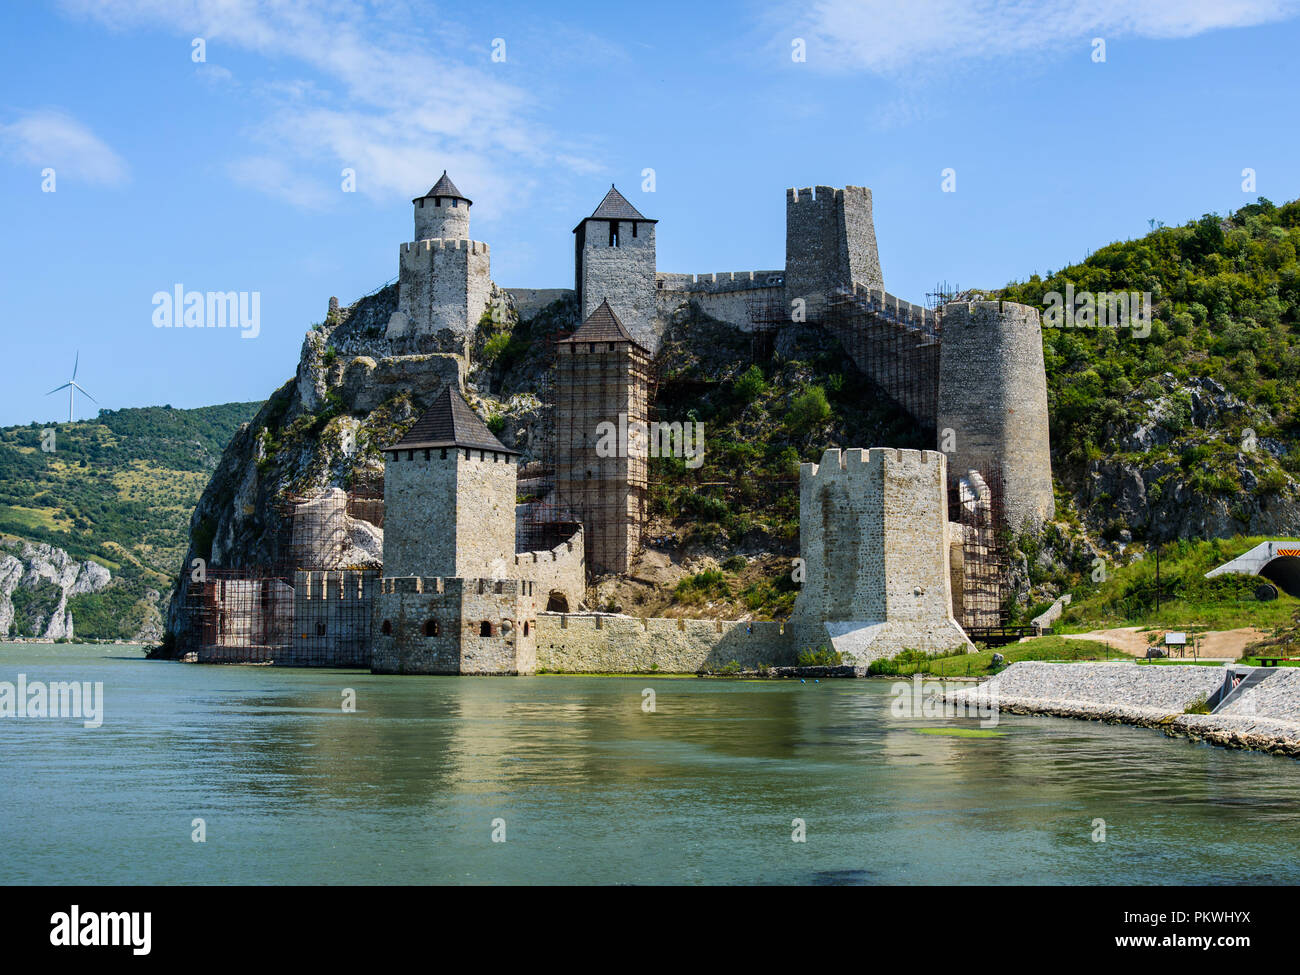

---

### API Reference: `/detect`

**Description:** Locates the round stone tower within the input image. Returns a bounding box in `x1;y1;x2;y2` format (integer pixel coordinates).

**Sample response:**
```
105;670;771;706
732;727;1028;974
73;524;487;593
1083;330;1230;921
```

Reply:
936;300;1055;531
413;170;471;242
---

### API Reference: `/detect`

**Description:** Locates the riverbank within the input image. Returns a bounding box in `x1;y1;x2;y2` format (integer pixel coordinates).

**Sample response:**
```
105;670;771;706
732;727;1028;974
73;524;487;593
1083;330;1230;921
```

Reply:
949;661;1300;758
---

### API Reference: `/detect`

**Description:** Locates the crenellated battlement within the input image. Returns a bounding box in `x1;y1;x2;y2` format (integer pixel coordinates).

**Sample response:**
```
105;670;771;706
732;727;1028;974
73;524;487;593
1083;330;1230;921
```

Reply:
656;269;785;294
939;299;1039;326
380;576;534;596
401;238;490;256
800;446;946;481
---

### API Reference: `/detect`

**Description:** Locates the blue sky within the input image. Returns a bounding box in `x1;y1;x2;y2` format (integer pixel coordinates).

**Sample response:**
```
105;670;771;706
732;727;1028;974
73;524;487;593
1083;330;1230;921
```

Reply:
1;0;1298;426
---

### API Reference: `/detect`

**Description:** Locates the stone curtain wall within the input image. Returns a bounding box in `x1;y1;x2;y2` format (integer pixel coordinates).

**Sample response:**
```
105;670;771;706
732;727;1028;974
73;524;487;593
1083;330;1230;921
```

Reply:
937;300;1055;529
535;613;793;673
576;218;658;351
284;569;375;667
514;527;585;614
655;270;785;331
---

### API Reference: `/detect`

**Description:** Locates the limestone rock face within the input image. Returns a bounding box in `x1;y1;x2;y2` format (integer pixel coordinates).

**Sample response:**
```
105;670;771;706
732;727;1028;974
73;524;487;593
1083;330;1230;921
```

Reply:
0;539;112;640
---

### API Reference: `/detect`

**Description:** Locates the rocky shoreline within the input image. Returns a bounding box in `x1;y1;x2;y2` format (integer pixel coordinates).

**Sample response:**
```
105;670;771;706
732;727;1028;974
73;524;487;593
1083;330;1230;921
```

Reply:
949;661;1300;759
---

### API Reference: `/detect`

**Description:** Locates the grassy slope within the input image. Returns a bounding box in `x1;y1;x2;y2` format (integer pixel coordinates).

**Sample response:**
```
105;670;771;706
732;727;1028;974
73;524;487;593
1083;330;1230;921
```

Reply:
0;402;260;638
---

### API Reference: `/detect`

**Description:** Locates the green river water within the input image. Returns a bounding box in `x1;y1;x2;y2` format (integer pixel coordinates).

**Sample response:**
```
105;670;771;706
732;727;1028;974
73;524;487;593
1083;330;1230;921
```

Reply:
2;643;1298;885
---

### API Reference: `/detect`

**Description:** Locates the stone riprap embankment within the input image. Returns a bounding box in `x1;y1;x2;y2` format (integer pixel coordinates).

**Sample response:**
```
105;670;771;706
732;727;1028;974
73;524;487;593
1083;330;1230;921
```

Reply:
949;661;1300;758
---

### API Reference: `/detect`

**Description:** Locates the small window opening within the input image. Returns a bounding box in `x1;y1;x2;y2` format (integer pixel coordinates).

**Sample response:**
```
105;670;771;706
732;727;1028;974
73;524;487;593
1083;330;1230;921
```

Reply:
381;620;392;635
480;621;493;637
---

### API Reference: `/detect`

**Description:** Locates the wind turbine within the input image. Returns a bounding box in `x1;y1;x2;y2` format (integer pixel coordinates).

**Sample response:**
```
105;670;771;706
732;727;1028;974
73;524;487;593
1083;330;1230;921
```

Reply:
46;351;97;423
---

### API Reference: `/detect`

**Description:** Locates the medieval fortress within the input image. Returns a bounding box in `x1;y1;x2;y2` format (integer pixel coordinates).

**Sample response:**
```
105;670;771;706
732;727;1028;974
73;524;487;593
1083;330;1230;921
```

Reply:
183;171;1055;674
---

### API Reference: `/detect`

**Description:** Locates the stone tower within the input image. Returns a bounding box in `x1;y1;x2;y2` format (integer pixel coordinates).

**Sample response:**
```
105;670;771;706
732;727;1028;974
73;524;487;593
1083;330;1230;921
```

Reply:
573;185;658;351
381;385;519;579
784;185;883;313
389;171;491;355
936;301;1055;530
552;300;651;576
373;386;537;676
788;447;972;664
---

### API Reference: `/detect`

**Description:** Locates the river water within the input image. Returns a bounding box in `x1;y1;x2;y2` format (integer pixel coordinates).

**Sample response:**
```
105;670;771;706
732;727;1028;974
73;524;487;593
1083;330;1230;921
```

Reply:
2;643;1298;885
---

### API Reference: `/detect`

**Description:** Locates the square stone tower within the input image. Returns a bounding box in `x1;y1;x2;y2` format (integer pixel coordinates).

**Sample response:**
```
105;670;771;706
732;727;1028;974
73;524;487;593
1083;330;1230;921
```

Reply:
552;300;650;576
374;386;537;674
388;172;491;356
788;447;972;664
381;385;519;579
784;185;883;314
573;185;658;352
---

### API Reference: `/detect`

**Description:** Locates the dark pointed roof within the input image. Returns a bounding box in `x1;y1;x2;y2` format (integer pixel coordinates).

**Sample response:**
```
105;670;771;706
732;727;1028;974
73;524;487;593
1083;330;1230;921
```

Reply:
573;184;655;231
413;170;471;206
385;386;517;455
558;299;647;351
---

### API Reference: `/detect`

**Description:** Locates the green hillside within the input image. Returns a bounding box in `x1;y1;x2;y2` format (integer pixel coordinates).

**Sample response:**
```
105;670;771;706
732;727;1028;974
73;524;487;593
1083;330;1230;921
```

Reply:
996;197;1300;495
0;402;260;638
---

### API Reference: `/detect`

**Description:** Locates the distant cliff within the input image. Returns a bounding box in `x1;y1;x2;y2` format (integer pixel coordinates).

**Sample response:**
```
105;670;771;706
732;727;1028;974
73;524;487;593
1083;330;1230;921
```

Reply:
0;538;111;640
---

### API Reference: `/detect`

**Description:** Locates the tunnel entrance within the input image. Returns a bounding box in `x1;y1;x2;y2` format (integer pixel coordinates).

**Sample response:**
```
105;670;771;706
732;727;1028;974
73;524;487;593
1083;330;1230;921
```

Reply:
1259;555;1300;597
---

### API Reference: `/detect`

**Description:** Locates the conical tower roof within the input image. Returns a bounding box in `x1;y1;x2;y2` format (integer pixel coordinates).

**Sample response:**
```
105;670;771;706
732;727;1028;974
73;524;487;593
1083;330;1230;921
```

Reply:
559;299;646;352
413;170;472;206
573;184;655;231
385;386;516;454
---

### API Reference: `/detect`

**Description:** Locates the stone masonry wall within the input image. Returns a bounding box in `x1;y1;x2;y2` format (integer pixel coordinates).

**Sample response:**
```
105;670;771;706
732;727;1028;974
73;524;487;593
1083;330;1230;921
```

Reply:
383;448;516;579
514;527;585;613
393;239;491;354
655;270;785;330
414;195;469;242
785;185;882;311
788;447;971;662
937;300;1055;529
536;613;793;673
371;576;537;675
576;218;658;351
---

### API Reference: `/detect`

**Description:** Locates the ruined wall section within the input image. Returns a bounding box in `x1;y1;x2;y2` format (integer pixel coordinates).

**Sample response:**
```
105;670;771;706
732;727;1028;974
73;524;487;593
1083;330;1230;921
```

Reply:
514;527;585;614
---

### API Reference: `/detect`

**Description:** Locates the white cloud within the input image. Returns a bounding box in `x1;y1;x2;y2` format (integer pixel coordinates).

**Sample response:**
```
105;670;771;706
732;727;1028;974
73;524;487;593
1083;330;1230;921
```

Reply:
58;0;573;214
0;109;129;185
780;0;1300;73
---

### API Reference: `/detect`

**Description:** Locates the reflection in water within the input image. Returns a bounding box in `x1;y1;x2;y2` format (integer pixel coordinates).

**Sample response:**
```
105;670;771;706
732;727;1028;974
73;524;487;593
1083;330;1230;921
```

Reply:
2;644;1299;885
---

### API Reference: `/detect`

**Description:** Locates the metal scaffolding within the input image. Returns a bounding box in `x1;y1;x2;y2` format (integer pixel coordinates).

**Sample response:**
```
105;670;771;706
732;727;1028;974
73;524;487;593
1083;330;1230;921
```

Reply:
949;459;1008;630
549;331;652;577
176;487;383;666
822;285;941;436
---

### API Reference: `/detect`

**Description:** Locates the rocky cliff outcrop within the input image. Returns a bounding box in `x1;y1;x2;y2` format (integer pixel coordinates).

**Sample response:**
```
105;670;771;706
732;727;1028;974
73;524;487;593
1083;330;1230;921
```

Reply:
0;539;112;640
1069;373;1300;542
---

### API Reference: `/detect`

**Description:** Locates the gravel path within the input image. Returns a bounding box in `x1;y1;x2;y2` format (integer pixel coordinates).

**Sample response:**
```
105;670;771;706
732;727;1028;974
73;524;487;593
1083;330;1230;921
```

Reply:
948;661;1300;758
